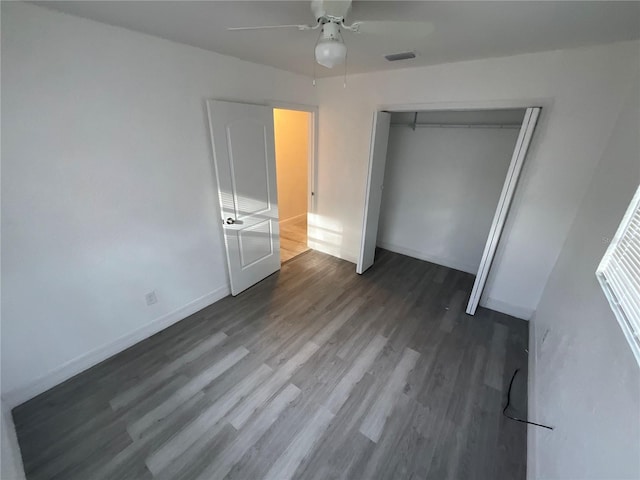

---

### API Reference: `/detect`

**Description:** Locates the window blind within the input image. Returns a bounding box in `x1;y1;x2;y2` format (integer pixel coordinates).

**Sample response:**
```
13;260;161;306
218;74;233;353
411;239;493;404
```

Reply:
597;184;640;366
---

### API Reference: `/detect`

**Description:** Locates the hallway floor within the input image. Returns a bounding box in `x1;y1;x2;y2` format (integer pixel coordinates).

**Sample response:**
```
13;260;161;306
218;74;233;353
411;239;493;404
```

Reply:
280;215;309;263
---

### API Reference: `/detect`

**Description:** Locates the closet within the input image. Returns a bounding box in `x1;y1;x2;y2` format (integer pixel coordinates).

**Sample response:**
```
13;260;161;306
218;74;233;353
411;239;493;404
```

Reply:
358;107;540;315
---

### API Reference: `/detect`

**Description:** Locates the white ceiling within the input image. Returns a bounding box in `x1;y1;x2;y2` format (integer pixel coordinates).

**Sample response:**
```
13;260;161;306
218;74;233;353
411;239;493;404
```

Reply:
36;1;640;78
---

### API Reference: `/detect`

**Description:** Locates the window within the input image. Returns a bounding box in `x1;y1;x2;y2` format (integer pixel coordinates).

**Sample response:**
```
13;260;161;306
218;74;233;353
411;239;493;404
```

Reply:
597;184;640;366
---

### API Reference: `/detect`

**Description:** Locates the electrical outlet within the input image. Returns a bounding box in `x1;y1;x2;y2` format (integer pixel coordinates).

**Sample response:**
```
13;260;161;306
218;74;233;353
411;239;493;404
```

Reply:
145;291;158;306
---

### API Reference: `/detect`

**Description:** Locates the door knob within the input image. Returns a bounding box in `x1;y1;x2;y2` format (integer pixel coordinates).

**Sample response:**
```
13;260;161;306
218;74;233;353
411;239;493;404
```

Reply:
225;218;236;225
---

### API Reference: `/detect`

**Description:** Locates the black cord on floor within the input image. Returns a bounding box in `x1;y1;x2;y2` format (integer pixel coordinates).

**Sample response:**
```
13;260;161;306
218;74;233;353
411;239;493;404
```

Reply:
503;368;553;430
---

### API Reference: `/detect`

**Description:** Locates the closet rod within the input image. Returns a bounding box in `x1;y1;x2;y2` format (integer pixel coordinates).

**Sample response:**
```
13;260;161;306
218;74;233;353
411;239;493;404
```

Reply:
390;122;521;130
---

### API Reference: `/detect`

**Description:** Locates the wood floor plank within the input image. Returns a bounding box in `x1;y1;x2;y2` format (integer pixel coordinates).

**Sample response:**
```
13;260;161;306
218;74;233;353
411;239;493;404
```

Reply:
299;373;379;480
262;405;335;480
127;345;249;439
194;383;301;480
434;266;448;284
440;289;467;333
145;363;273;475
325;334;388;414
90;392;209;480
358;392;430;480
228;341;319;429
359;347;420;443
484;322;509;390
334;305;384;360
447;346;488;480
154;422;238;480
28;418;131;480
110;331;227;411
309;297;365;347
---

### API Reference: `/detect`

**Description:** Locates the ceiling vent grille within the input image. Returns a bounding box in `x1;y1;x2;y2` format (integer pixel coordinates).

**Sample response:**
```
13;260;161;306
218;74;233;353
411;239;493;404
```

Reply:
384;52;416;62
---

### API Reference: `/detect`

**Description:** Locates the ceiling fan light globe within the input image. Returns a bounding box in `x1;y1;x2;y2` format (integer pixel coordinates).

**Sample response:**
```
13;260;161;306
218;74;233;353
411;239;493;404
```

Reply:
315;39;346;68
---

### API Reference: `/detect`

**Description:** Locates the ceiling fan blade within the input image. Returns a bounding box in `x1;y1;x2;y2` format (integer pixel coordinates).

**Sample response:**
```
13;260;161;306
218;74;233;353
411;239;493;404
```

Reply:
227;24;314;31
349;20;434;37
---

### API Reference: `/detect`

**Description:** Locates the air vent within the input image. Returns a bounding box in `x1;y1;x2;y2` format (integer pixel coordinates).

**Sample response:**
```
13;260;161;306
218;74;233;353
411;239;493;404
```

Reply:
384;51;416;62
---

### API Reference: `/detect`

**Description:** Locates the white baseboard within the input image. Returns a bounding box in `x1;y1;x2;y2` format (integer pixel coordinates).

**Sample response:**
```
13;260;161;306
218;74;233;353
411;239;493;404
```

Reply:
527;317;538;480
308;241;357;265
480;296;534;321
1;285;230;408
279;213;307;226
376;241;478;274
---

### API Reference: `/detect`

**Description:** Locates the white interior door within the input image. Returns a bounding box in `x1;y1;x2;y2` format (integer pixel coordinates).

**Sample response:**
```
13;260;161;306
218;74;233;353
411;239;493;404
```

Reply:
357;111;391;274
206;100;281;296
466;107;541;315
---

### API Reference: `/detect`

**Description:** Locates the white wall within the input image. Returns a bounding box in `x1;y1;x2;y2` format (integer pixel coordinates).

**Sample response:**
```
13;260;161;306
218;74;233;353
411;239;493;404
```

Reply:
378;124;519;274
528;72;640;479
1;2;315;405
313;40;639;319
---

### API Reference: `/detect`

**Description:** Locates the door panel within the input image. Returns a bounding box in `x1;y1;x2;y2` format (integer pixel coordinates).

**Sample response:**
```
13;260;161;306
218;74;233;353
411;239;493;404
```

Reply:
466;107;541;315
207;100;280;296
227;121;271;217
357;111;391;274
239;219;273;267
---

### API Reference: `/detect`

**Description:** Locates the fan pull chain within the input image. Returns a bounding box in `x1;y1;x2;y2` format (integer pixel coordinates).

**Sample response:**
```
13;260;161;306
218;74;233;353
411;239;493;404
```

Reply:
343;51;348;88
340;29;347;88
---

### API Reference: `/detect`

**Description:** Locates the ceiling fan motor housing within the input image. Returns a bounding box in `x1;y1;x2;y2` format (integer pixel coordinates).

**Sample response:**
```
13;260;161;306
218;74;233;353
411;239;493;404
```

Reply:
321;21;341;40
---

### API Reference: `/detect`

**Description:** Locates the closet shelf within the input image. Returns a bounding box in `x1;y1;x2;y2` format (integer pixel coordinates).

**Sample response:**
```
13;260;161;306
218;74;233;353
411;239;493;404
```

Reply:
390;122;521;130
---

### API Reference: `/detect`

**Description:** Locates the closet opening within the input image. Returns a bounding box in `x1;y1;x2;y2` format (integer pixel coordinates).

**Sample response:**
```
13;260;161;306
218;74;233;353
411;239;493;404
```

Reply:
358;107;540;315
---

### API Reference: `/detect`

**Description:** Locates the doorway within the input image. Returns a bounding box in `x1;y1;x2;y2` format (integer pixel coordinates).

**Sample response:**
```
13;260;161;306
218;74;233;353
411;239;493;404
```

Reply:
358;106;540;316
273;108;313;263
206;100;317;296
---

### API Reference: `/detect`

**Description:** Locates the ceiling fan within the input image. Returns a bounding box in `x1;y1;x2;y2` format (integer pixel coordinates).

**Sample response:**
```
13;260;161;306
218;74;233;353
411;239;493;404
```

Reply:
228;0;434;69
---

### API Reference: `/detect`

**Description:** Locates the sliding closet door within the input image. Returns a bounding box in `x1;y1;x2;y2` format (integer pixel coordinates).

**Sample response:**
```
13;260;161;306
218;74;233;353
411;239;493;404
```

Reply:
466;107;541;315
357;111;391;274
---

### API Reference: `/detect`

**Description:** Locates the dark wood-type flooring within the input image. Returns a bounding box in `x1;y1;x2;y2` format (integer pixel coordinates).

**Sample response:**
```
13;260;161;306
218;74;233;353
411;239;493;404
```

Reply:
13;249;528;480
